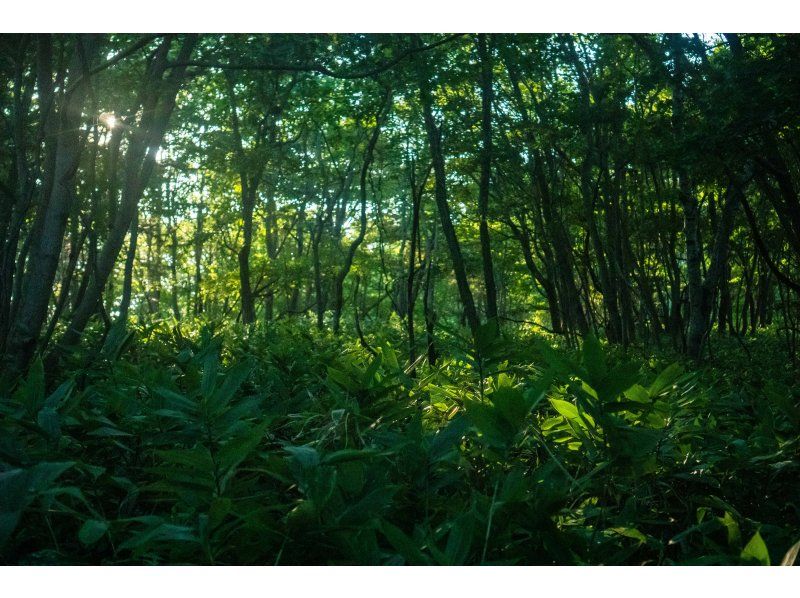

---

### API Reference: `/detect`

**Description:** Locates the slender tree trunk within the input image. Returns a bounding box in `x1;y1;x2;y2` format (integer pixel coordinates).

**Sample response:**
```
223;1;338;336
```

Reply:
118;212;139;324
263;193;278;322
423;226;438;365
41;226;88;351
288;201;306;314
415;41;480;338
225;72;259;325
169;214;181;321
406;159;428;371
238;187;257;324
312;221;326;330
508;215;563;333
194;188;205;316
477;34;498;324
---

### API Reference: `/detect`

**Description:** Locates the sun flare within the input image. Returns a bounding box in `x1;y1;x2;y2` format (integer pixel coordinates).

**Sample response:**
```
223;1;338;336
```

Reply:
99;112;117;129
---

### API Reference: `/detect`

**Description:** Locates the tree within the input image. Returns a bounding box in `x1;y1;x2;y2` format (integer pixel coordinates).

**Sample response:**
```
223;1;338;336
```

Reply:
415;35;480;339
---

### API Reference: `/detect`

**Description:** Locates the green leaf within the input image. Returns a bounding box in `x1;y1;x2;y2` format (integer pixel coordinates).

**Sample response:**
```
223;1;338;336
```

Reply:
42;380;75;412
581;334;605;387
101;320;135;360
218;421;270;484
428;414;469;463
200;340;221;398
36;379;75;442
466;401;513;449
720;512;741;547
533;338;574;375
285;445;320;469
206;361;253;416
87;426;133;437
157;448;214;470
444;512;474;565
78;519;109;546
741;531;770;565
0;511;22;548
27;462;75;492
609;526;648;544
336;461;366;494
152;387;197;415
380;521;429;565
37;408;60;441
475;319;501;358
0;462;74;547
380;344;399;372
623;384;651;404
307;466;337;508
598;361;640;402
499;466;527;504
119;522;198;551
321;448;383;465
363;352;383;385
209;497;232;529
524;371;554;412
337;485;395;525
327;366;356;392
648;363;684;396
549;398;579;421
490;385;528;430
17;357;45;415
41;485;91;508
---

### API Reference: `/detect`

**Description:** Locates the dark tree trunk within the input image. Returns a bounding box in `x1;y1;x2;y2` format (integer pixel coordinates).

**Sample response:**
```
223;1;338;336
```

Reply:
477;34;498;325
415;39;480;339
405;160;430;372
194;186;205;316
423;226;438;366
118;212;139;325
5;35;98;373
225;71;260;326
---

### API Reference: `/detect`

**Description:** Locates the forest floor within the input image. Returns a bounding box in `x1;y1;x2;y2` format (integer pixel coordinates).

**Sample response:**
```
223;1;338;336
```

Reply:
1;321;799;564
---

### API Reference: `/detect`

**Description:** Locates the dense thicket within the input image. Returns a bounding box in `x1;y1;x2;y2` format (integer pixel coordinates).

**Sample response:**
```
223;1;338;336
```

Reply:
0;33;799;565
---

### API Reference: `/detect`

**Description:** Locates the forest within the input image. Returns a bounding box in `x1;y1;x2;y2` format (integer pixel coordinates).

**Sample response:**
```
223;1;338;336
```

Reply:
0;32;799;565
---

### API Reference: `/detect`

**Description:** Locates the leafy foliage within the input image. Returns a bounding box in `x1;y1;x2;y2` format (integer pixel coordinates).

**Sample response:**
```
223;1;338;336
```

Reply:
1;322;797;564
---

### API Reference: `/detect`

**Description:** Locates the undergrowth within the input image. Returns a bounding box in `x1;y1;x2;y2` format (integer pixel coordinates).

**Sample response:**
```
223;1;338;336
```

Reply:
1;320;798;564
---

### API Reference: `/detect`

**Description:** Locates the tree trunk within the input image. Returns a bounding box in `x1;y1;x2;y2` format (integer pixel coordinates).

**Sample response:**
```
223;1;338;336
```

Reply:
118;212;139;324
225;72;259;325
6;35;98;373
423;226;438;365
477;34;498;324
669;34;705;360
415;40;480;339
194;184;205;316
406;159;429;372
